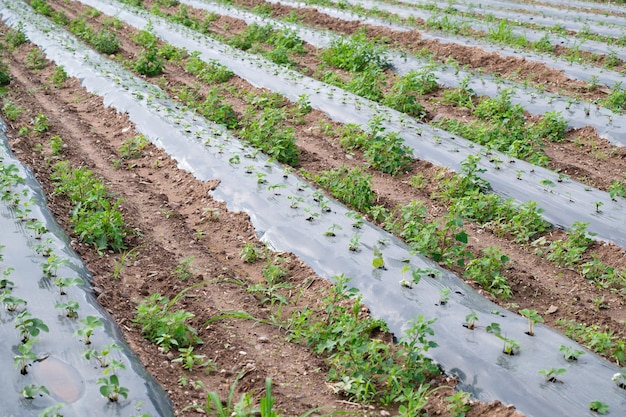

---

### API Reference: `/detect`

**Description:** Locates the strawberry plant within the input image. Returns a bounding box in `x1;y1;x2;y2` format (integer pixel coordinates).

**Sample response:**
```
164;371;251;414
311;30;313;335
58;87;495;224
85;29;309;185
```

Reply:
53;277;83;295
589;400;609;414
519;309;543;336
539;367;566;383
21;384;50;399
55;300;80;319
98;374;128;402
14;339;38;375
75;315;104;345
14;311;49;343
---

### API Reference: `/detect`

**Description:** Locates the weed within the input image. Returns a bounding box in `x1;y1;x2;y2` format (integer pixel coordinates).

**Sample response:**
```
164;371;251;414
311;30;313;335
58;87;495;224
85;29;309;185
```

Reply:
314;166;375;212
134;285;204;351
172;346;215;372
2;99;24;121
445;390;471;417
25;48;47;70
543;221;592;267
31;113;49;134
6;22;28;50
321;31;389;72
91;29;120;54
119;135;147;159
464;247;510;298
48;135;65;156
134;47;165;76
239;107;299;165
174;256;195;281
0;61;10;86
113;247;141;280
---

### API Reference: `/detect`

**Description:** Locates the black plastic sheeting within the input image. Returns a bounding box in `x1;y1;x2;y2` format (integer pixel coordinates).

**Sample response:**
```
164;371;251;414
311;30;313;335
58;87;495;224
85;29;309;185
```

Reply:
71;0;626;248
181;0;626;146
0;125;173;416
3;3;626;415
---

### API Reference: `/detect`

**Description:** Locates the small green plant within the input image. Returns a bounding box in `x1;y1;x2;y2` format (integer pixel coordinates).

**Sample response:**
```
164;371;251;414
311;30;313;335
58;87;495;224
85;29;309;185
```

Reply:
15;311;49;343
519;309;543;336
55;300;80;319
14;339;38;375
539;367;566;383
612;368;626;389
594;201;604;213
25;48;47;70
2;99;24;121
589;400;609;414
240;243;264;263
372;245;386;269
112;247;141;280
21;384;50;399
119;135;147;159
464;247;511;298
348;234;361;252
172;346;215;372
91;29;120;54
49;66;68;88
445;390;471;417
495;333;519;355
83;343;122;368
559;345;584;361
38;403;64;417
174;256;195;281
324;224;342;237
49;135;65;156
486;322;501;334
2;291;27;312
134;47;165;76
53;277;83;295
6;23;28;49
97;374;128;402
464;311;478;330
74;316;104;345
438;288;450;305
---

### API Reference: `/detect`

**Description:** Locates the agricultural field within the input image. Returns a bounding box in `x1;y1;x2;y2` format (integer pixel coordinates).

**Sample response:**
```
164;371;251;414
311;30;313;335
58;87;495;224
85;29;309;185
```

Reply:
0;0;625;416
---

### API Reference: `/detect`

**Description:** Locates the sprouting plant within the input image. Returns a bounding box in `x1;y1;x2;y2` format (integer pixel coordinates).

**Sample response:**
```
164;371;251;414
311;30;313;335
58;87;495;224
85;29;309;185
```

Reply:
53;277;84;295
519;309;543;336
74;316;104;345
27;219;48;239
346;211;365;229
25;48;47;70
119;135;147;159
15;311;49;343
172;346;215;372
43;255;69;277
464;311;478;330
14;339;38;375
174;256;195;281
464;247;511;299
372;246;386;270
112;247;141;280
50;66;68;88
34;238;54;257
486;322;501;334
539;367;566;383
445;390;471;417
2;291;27;312
55;300;80;319
348;234;361;252
594;201;604;213
495;333;519;355
324;224;342;237
559;345;584;361
439;288;450;305
2;99;24;121
49;135;65;156
589;400;609;414
240;243;264;263
38;403;65;417
6;22;28;50
97;374;129;402
83;343;122;368
21;384;50;399
134;46;165;77
540;179;555;192
612;368;626;389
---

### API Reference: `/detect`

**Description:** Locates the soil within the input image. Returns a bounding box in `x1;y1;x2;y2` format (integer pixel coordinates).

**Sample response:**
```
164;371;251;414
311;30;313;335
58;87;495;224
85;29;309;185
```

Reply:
1;0;625;416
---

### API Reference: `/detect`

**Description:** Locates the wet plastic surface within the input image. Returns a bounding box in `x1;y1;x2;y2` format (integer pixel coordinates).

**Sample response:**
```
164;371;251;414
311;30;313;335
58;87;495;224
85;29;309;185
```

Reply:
0;125;173;416
3;2;626;416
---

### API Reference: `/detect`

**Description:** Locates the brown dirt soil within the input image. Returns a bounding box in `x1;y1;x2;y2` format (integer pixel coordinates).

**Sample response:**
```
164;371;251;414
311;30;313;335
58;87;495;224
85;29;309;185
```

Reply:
0;23;525;417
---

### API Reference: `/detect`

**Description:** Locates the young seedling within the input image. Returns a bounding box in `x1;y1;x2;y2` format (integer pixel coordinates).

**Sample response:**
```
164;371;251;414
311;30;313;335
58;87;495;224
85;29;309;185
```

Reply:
74;316;104;345
38;403;64;417
589;400;609;414
438;287;450;305
519;309;543;336
540;179;555;192
14;339;38;375
14;311;49;343
486;322;501;334
55;300;80;319
348;234;361;252
372;246;386;270
594;201;603;213
97;374;128;402
43;255;69;278
559;345;584;361
53;277;84;295
324;224;342;237
21;384;50;399
83;343;122;368
174;257;195;281
464;311;479;330
539;367;566;383
1;291;27;312
496;333;519;355
172;346;215;372
240;243;264;263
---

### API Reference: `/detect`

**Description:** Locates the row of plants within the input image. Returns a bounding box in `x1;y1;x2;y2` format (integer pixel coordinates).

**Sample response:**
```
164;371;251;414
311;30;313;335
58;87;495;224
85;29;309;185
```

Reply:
288;0;626;71
7;5;624;412
33;0;626;305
